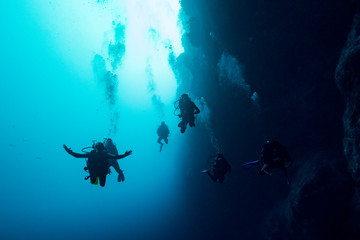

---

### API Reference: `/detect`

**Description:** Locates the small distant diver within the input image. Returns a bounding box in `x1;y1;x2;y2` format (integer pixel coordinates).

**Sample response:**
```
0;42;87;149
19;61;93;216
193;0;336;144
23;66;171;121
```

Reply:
174;93;200;133
104;138;125;182
157;121;170;152
241;140;292;184
63;142;132;187
202;153;231;184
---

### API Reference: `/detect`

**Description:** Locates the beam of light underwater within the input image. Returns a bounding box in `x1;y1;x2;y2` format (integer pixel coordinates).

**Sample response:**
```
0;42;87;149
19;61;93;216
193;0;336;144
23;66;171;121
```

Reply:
115;0;184;106
32;0;188;217
2;1;195;239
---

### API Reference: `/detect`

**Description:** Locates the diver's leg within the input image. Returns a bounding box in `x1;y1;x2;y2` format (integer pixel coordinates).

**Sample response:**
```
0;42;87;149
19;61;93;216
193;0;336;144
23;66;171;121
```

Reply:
90;175;97;184
118;169;125;182
164;138;168;144
260;164;272;176
189;117;195;127
284;170;291;185
99;173;107;187
109;160;125;182
110;160;121;174
177;120;183;127
202;170;217;182
89;168;97;184
158;137;164;152
208;172;217;182
218;176;225;184
181;121;187;133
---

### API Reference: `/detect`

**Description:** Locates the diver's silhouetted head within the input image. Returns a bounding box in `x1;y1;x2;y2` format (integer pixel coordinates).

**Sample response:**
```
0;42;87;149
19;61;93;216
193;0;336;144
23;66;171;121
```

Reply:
161;121;165;125
181;93;189;99
94;142;105;152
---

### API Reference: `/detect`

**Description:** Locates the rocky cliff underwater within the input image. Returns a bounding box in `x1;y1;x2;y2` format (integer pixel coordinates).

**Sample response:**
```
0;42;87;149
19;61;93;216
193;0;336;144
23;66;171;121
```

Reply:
263;4;360;240
180;0;360;239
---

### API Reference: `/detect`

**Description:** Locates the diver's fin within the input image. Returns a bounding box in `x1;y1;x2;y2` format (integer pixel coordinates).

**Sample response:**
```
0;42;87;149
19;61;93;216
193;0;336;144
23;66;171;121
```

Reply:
91;177;99;185
241;160;260;169
118;170;125;182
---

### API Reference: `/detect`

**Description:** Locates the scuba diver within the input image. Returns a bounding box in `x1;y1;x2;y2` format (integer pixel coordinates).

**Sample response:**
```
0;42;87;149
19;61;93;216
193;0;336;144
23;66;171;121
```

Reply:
104;138;125;182
174;93;200;133
241;140;292;184
157;121;170;152
63;142;132;187
202;153;231;184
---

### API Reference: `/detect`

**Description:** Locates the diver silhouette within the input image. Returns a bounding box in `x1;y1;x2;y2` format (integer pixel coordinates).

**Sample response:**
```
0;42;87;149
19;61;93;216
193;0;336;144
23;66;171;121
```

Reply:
104;138;125;182
157;121;170;152
63;142;132;187
174;93;200;133
202;153;231;184
241;140;292;184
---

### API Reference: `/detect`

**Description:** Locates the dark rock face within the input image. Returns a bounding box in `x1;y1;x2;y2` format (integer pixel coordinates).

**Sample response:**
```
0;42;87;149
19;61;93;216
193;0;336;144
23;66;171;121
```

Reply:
262;10;360;240
262;12;360;240
336;14;360;181
335;12;360;240
178;1;358;239
262;156;355;240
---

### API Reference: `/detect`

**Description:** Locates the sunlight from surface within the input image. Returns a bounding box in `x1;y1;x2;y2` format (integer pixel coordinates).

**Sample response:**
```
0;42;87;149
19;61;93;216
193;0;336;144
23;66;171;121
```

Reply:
1;1;190;239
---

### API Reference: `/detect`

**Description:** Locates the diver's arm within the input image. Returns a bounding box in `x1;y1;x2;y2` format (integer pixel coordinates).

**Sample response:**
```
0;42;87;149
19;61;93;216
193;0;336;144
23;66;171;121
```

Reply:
63;144;89;158
108;150;133;159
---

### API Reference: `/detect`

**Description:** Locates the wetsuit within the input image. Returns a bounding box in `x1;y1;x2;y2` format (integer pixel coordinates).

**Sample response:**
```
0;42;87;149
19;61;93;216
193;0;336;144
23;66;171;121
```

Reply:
206;157;231;184
157;123;170;152
178;99;200;133
261;140;291;173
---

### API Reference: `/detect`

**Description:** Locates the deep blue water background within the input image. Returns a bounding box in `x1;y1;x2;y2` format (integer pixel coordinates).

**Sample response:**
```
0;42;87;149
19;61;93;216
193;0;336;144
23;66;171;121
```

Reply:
0;1;357;240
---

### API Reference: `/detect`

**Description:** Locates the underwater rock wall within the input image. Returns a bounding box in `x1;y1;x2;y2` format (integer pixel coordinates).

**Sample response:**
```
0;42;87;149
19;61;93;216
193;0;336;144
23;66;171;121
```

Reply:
336;13;360;182
335;11;360;240
262;10;360;240
261;155;355;240
262;5;360;240
179;0;359;239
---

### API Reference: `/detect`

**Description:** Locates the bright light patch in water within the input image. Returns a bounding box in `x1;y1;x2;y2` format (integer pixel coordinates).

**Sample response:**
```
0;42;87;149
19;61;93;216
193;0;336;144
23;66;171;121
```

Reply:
2;1;190;239
33;1;184;104
32;0;187;209
116;0;184;105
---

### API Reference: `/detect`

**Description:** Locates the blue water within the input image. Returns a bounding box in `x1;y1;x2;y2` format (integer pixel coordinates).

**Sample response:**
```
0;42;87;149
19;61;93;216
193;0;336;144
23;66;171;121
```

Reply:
0;1;193;239
4;1;348;239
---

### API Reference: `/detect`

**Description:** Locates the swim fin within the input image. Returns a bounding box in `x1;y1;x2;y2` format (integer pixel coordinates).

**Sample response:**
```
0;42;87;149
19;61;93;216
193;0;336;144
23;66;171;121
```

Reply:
118;170;125;182
91;177;99;185
241;160;260;169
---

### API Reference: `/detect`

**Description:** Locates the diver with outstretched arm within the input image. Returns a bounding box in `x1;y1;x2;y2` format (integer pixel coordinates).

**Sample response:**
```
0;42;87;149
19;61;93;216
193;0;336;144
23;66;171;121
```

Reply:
63;144;132;160
63;143;132;187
